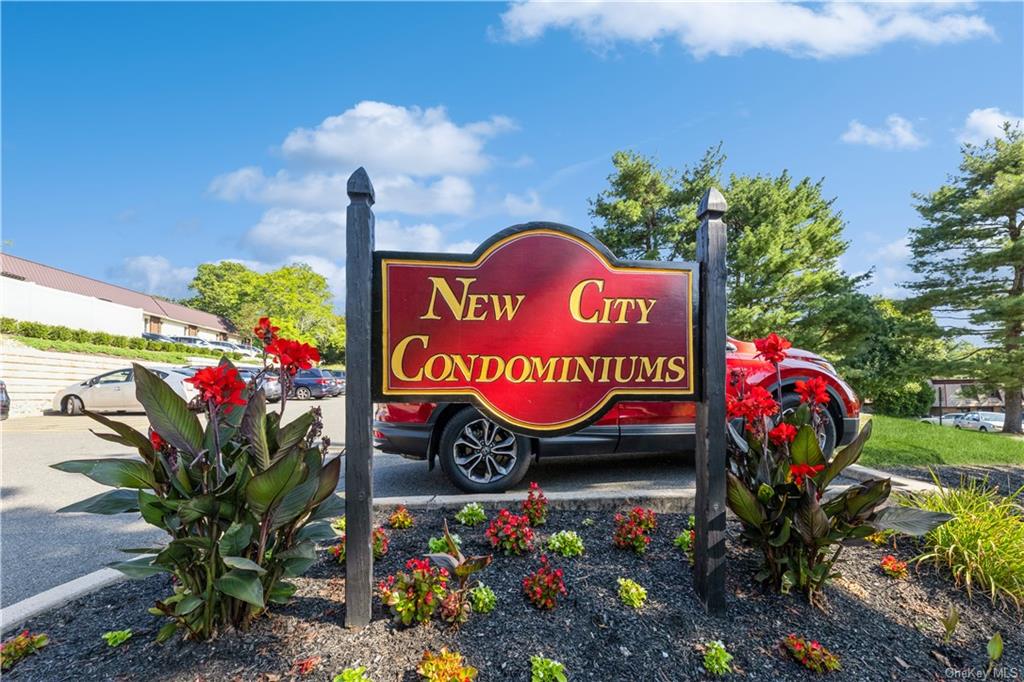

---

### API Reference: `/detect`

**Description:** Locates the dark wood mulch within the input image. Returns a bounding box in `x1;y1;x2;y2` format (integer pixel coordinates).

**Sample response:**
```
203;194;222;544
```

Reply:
6;508;1022;682
882;465;1024;503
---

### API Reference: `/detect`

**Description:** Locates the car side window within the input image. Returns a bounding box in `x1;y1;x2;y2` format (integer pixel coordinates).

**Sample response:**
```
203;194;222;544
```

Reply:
96;370;131;384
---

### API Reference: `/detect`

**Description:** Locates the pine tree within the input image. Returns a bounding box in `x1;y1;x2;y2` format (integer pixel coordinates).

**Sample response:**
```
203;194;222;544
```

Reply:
905;125;1023;433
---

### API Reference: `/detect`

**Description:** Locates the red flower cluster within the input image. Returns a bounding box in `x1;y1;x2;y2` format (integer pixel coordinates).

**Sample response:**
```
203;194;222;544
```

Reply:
149;430;165;451
613;507;658;555
185;364;246;412
485;509;534;555
377;558;449;626
522;555;566;610
292;656;321;676
521;482;549;526
782;634;841;673
754;333;792;364
795;377;830;406
768;422;798;446
880;555;908;579
329;528;390;563
727;385;779;424
789;463;825;488
253;316;280;344
266;338;320;375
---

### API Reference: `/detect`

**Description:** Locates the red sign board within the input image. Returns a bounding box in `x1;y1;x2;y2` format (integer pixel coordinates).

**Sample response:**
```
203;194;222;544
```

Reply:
373;224;699;436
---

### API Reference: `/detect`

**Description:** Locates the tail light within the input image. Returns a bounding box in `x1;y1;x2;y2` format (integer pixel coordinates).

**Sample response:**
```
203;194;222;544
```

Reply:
315;379;329;385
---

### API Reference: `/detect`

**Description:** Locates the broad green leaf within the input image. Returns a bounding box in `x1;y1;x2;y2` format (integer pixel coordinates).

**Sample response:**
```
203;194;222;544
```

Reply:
215;569;265;608
726;472;766;527
220;522;254;557
268;580;297;604
310;456;341;509
271;476;318;529
241;390;270;471
155;621;179;643
222;555;267;575
794;483;830;545
138;490;166;526
57;488;139;514
278;541;316;577
988;632;1003;663
819;420;873;488
790;424;825;467
845;479;891;519
52;458;156;490
768;517;792;547
132;363;203;456
84;410;154;459
178;495;218;524
310;493;345;521
426;553;459;573
275;412;314;455
296;521;336;544
872;506;952;536
110;555;169;579
174;595;203;616
245;450;306;516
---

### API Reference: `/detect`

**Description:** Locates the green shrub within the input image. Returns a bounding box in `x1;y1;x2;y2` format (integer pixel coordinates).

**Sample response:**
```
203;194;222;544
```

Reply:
90;331;113;345
617;577;647;608
702;640;733;677
70;329;92;343
17;321;48;338
127;337;147;349
428;533;460;553
47;325;75;341
546;530;585;558
899;475;1024;607
873;381;935;418
0;630;48;671
108;335;129;348
468;584;496;614
0;317;18;334
454;502;487;526
530;656;567;682
333;668;373;682
101;629;133;647
53;362;341;641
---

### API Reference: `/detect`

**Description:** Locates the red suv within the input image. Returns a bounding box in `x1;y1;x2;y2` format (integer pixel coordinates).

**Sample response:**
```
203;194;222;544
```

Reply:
374;338;861;493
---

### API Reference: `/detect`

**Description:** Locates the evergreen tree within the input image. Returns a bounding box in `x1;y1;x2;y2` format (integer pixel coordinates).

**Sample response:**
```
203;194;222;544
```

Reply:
905;125;1023;433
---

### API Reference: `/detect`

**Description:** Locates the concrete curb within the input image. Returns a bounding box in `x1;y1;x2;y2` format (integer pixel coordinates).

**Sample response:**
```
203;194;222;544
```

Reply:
845;464;939;493
0;488;695;634
1;568;122;635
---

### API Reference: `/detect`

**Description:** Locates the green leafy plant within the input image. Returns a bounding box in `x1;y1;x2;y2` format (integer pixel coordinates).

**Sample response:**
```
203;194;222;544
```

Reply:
546;530;585;558
333;668;373;682
468;584;496;614
0;630;49;671
940;605;959;644
427;521;493;625
388;505;414;529
485;509;535;555
725;336;950;604
530;655;567;682
417;648;478;681
52;326;340;642
617;577;647;609
612;507;657;555
102;629;133;647
522;555;566;610
328;527;389;563
522;482;549;526
377;558;449;626
987;632;1003;676
782;634;841;673
581;517;595;527
702;640;733;676
455;502;487;527
673;529;695;564
331;515;346;533
428;533;461;553
899;476;1024;607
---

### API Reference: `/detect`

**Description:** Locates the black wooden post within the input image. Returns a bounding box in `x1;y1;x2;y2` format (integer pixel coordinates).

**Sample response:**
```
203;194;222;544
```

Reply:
694;187;728;613
345;167;375;628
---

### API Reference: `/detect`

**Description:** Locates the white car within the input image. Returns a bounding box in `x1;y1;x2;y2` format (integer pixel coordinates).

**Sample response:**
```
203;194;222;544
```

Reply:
954;411;1005;432
920;412;966;426
53;367;196;415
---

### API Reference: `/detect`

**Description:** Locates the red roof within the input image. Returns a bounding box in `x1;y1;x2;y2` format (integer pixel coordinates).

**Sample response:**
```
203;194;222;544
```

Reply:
1;253;235;334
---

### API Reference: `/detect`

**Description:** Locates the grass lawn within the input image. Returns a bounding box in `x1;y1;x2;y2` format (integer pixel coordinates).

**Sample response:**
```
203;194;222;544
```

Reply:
861;414;1024;467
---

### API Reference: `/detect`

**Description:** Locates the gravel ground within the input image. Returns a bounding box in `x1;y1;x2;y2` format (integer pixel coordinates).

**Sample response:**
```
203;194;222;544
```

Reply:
6;508;1022;682
881;465;1024;503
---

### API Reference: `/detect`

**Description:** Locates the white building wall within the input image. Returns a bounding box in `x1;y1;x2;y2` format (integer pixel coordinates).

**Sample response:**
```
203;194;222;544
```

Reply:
1;277;143;336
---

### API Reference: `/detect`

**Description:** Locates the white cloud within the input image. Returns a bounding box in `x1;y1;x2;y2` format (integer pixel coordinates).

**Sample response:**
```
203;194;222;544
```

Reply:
874;236;911;262
497;2;992;59
280;101;515;175
840;115;926;150
957;107;1024;145
503;190;544;216
115;256;196;298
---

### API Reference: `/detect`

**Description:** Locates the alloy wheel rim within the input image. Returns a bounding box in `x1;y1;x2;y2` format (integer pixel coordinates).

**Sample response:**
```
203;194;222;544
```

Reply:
453;418;517;484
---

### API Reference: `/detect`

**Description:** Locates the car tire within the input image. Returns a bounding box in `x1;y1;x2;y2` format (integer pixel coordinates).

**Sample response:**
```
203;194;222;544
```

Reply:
979;426;988;433
779;392;837;458
63;395;84;416
295;387;312;400
438;407;532;493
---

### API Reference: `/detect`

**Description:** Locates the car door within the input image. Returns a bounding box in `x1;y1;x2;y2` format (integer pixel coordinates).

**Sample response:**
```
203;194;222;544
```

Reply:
88;369;133;410
616;401;696;454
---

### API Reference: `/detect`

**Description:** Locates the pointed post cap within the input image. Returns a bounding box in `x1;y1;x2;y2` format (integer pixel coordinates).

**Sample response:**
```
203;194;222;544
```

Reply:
697;187;727;218
347;167;375;204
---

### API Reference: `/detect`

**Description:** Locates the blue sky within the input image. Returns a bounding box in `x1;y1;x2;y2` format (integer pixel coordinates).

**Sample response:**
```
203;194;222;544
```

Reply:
3;2;1022;309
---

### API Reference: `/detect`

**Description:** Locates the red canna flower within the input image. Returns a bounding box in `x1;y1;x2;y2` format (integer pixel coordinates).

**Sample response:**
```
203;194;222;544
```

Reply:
768;422;798;446
149;430;165;450
754;333;792;364
265;338;321;375
789;463;825;487
795;377;830;406
253;316;279;344
185;364;246;412
727;385;780;423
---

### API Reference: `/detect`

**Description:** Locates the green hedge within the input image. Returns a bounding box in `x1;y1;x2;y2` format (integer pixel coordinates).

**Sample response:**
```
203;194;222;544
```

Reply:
1;317;241;361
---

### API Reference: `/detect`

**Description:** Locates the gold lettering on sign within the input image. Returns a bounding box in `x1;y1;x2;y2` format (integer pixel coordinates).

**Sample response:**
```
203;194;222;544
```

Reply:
420;276;525;321
568;278;657;324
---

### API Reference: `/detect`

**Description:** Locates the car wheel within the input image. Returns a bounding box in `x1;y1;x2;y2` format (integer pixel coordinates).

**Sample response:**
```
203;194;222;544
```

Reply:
438;408;532;493
779;392;837;458
979;426;988;432
63;395;84;416
295;387;312;400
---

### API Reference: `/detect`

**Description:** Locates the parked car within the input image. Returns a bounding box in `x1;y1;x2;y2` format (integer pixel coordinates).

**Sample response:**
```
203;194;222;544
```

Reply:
53;367;196;415
0;379;10;420
170;336;213;349
237;367;281;402
326;370;346;395
373;337;862;493
289;368;337;400
954;411;1006;432
142;332;176;343
920;412;966;426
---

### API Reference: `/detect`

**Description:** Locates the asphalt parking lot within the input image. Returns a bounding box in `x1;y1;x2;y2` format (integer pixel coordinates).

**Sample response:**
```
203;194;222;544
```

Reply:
1;397;694;606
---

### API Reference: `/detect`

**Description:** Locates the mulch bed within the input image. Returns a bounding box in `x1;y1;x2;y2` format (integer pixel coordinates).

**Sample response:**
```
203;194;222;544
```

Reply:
6;507;1022;681
882;465;1024;503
